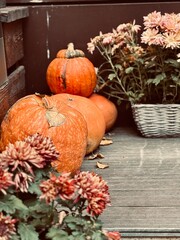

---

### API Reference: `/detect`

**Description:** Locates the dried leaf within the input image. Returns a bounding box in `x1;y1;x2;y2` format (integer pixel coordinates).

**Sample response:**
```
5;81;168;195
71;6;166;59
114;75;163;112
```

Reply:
46;109;66;127
86;152;104;160
100;138;113;146
59;211;67;225
96;161;109;169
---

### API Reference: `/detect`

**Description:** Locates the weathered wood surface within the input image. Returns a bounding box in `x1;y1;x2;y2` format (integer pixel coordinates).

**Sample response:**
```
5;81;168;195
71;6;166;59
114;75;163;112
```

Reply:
0;6;29;23
3;20;24;68
81;127;180;237
0;66;26;122
0;0;6;8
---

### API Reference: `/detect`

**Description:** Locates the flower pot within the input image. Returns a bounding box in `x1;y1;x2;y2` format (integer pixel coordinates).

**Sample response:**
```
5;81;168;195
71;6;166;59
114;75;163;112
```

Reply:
131;104;180;137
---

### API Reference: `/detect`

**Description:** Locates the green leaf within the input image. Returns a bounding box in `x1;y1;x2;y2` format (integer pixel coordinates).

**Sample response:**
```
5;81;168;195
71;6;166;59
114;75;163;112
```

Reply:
165;59;180;68
46;227;69;240
125;67;134;74
28;182;42;195
64;215;86;226
92;231;106;240
17;223;39;240
114;64;122;71
108;73;116;81
29;199;51;216
11;235;21;240
0;194;28;214
147;73;166;86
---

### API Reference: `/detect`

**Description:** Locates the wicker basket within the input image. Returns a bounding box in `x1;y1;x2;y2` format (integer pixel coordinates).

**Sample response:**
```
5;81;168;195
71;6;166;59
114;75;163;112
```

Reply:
131;104;180;137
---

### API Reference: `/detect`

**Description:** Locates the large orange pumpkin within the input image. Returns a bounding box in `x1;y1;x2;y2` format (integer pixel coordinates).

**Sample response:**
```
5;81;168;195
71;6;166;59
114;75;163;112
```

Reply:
89;93;118;132
51;93;106;154
46;43;97;97
0;94;88;174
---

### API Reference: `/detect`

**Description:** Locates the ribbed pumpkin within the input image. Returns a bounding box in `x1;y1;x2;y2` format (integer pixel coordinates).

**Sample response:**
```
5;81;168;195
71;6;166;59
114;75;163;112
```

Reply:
0;94;88;173
51;93;106;154
89;93;118;132
46;43;97;97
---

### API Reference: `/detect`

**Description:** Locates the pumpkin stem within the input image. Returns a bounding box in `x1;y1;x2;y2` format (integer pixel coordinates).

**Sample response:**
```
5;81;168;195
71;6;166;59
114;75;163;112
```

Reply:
67;42;75;51
42;96;53;109
66;42;85;58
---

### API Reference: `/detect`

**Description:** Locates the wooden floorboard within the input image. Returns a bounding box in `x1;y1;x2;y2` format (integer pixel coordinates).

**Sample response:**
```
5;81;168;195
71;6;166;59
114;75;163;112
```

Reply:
81;126;180;237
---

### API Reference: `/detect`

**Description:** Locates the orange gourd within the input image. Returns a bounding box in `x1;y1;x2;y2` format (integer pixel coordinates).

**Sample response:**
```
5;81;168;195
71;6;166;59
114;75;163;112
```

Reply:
46;43;97;97
89;93;118;132
0;94;88;174
51;93;106;154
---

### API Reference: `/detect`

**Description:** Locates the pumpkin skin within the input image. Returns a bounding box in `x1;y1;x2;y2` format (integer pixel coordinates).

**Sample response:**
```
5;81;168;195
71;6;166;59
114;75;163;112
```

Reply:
51;93;106;154
89;93;118;132
0;94;88;174
46;43;97;97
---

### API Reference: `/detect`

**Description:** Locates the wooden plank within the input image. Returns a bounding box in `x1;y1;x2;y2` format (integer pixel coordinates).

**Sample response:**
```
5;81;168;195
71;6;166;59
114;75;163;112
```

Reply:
0;6;29;23
109;189;180;207
81;127;180;236
0;66;26;123
5;0;176;3
100;206;180;232
3;20;24;68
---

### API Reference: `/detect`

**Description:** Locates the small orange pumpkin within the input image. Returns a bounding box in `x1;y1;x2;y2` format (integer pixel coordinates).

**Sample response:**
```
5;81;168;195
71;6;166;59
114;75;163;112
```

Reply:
51;93;106;154
89;93;118;132
0;94;88;174
46;43;97;97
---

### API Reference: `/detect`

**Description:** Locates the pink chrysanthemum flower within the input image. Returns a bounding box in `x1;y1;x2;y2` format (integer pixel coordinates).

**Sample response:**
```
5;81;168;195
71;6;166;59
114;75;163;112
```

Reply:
0;141;45;192
163;31;180;49
0;141;44;174
74;171;110;216
0;168;14;195
0;134;59;193
0;212;17;240
39;176;59;203
40;173;76;203
102;34;114;45
14;171;34;192
160;12;180;32
87;41;95;54
143;11;162;29
25;133;59;162
141;28;164;46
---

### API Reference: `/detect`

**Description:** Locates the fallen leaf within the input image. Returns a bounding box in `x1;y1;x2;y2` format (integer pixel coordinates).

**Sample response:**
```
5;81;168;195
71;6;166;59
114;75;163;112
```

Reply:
100;138;113;146
96;161;109;169
86;152;104;160
59;211;67;225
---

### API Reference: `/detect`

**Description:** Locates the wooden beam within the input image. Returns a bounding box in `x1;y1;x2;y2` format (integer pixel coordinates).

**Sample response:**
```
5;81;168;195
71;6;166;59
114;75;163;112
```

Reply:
0;6;29;23
3;20;24;68
0;65;26;123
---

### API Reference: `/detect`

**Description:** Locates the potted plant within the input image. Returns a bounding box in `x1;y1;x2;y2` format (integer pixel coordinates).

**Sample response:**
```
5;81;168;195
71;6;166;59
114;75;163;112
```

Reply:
87;11;180;137
0;133;121;240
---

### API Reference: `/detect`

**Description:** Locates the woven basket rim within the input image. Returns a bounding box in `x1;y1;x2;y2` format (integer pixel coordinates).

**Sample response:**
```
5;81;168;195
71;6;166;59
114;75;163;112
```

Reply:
131;103;180;107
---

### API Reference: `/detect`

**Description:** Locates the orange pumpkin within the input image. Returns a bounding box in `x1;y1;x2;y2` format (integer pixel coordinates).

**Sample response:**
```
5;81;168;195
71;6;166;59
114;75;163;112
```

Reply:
46;43;97;97
89;93;118;132
51;93;106;154
0;94;88;174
